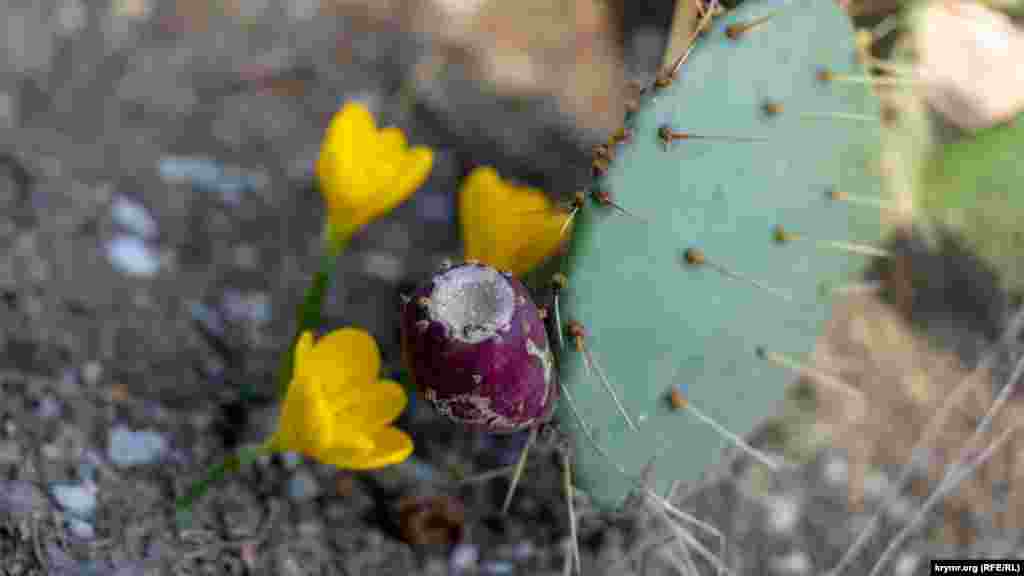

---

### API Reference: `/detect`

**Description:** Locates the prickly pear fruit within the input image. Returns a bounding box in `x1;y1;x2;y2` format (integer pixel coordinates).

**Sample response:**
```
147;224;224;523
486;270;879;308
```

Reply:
400;262;558;433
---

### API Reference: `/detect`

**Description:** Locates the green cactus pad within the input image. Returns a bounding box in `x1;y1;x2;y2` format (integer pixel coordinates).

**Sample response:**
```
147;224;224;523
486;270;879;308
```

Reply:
556;0;882;510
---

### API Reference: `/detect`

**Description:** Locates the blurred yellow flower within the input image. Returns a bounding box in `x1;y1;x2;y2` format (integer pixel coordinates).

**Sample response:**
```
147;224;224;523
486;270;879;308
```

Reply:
266;328;413;470
458;166;572;277
316;101;434;247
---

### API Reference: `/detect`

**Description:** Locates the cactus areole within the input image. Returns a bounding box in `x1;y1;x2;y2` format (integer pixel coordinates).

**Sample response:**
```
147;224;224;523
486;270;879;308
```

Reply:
400;262;558;433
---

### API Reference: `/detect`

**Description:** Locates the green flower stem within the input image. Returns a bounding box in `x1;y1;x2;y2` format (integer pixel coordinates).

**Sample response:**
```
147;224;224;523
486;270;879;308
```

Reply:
178;223;350;515
175;442;274;513
275;224;349;399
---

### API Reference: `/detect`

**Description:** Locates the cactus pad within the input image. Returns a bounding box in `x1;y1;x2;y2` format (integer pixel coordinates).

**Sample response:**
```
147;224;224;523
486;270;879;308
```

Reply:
556;0;883;510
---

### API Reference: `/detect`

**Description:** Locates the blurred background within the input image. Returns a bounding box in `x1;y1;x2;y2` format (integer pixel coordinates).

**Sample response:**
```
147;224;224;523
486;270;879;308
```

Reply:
0;0;1022;574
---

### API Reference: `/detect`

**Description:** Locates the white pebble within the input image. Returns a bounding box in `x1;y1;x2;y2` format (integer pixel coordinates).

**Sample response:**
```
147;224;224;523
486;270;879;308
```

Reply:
111;196;157;239
108;426;168;467
56;0;87;35
51;481;97;519
863;470;891;500
35;395;61;419
823;455;848;485
764;493;801;534
450;543;479;572
81;361;102;387
894;552;920;576
233;244;259;269
222;290;271;325
770;550;810;575
106;235;160;278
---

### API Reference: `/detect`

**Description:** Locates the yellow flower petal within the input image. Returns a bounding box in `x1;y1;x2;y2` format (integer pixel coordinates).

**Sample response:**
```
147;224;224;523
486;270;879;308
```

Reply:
348;378;408;427
318;101;375;205
267;327;415;471
315;101;434;243
305;328;381;403
271;367;372;457
506;212;573;277
458;166;568;276
458;166;496;265
322;426;414;470
390;146;434;210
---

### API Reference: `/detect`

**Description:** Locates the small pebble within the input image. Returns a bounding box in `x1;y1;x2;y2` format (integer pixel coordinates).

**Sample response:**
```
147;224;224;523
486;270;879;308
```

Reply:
894;552;919;576
288;469;321;502
108;425;168;467
450;542;479;573
222;290;271;325
770;550;810;575
111;196;158;239
233;243;259;269
158;156;265;206
863;470;891;500
362;251;405;283
51;481;98;519
82;361;102;387
276;552;304;576
41;442;62;461
510;540;534;561
823;455;848;485
35;395;61;419
106;235;160;278
764;493;801;534
56;0;87;35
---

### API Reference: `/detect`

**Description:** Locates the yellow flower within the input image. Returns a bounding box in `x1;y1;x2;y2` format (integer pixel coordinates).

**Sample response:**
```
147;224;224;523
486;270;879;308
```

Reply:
316;101;434;246
458;166;572;277
266;328;413;470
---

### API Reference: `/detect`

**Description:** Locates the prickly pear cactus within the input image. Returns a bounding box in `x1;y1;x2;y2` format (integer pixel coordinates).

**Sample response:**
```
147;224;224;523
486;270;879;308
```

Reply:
557;0;883;509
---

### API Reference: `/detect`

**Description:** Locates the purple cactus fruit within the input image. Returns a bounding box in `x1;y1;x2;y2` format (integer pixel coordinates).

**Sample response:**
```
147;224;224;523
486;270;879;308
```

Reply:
400;261;558;433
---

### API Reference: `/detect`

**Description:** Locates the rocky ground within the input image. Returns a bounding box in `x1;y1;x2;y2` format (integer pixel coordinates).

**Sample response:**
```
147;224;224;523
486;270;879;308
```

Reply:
0;1;1022;575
